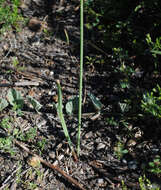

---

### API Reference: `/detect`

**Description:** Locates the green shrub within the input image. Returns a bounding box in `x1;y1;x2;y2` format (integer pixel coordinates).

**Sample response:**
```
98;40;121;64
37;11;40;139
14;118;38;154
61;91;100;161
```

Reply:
141;85;161;118
0;0;23;33
148;156;161;175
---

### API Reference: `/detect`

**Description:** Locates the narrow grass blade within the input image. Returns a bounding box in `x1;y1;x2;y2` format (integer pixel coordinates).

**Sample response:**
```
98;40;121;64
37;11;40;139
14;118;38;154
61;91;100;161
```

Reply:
56;80;76;158
64;28;69;45
77;0;84;156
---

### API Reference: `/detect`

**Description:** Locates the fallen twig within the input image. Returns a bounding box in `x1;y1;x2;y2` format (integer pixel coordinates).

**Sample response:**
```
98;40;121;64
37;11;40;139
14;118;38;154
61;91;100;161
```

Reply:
85;40;111;58
0;64;55;83
14;140;86;190
0;81;40;87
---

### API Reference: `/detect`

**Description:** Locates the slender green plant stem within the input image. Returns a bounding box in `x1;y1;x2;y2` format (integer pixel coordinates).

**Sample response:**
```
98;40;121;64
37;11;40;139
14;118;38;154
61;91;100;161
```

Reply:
77;0;84;156
56;80;73;151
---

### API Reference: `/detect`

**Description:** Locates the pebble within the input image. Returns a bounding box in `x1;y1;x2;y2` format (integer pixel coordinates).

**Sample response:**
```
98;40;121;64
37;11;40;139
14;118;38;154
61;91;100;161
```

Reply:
151;183;161;189
152;148;159;153
122;158;127;164
28;18;41;31
128;160;137;170
28;156;40;167
50;71;54;76
96;143;106;150
57;154;64;162
20;2;28;11
80;169;84;175
48;90;56;96
85;131;93;139
134;130;142;138
49;151;55;159
126;139;137;147
2;43;9;52
97;178;104;184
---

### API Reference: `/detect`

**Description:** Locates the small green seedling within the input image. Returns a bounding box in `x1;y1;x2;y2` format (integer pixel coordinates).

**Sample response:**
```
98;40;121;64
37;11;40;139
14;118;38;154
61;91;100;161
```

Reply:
121;180;128;190
106;117;118;126
37;138;47;151
114;141;128;160
141;85;161;118
12;57;25;71
139;175;159;190
0;98;8;111
12;57;19;67
65;96;79;115
0;117;11;129
27;96;42;113
16;127;37;142
148;155;161;174
7;88;24;115
88;92;103;111
0;136;15;155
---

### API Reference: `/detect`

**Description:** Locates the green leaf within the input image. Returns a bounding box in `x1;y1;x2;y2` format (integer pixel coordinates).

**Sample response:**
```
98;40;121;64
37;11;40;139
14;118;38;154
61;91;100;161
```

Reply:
66;96;79;115
134;4;142;12
7;88;24;109
119;103;130;113
52;102;58;111
0;99;8;111
88;92;103;111
120;81;130;89
122;149;128;154
56;80;74;151
151;50;161;55
27;96;42;112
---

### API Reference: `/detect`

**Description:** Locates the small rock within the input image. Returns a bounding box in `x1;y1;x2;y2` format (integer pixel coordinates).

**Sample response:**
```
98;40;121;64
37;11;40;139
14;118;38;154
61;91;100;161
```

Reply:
152;148;159;153
128;160;137;170
151;183;161;189
28;18;41;32
80;169;84;175
28;156;40;167
85;131;93;139
3;43;9;52
122;159;127;164
49;151;55;159
50;71;54;76
57;154;64;161
134;129;142;138
20;2;28;11
53;160;58;166
126;139;137;147
97;178;106;187
97;178;104;184
96;143;106;150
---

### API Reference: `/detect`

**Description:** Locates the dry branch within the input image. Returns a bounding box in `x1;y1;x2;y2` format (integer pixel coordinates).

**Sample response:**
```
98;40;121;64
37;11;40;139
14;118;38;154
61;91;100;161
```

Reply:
0;81;39;87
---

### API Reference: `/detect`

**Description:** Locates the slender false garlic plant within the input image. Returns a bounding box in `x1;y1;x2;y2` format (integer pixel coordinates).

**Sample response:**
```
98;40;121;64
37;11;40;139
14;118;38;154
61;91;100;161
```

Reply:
56;0;84;158
56;80;77;160
77;0;84;156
